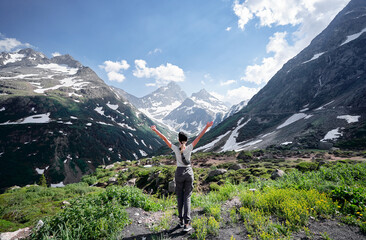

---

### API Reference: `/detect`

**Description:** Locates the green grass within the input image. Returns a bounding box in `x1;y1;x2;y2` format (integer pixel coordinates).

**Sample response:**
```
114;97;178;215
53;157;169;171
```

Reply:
1;155;365;239
0;183;102;232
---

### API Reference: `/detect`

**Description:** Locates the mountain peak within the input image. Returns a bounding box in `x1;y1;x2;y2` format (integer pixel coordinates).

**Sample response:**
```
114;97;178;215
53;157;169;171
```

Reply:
17;48;47;59
51;54;83;68
191;88;214;100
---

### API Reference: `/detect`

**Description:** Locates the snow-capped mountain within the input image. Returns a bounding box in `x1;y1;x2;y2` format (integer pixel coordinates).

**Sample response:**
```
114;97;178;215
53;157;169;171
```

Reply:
222;100;248;120
195;0;366;152
0;48;167;191
163;89;229;135
115;82;187;121
114;84;230;135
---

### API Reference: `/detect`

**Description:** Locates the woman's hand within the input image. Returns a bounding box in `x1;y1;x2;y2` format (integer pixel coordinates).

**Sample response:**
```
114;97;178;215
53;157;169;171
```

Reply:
150;125;157;131
206;121;213;128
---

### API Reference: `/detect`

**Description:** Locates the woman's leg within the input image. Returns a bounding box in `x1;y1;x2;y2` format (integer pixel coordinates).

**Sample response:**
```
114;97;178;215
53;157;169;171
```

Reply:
175;168;185;222
183;168;194;224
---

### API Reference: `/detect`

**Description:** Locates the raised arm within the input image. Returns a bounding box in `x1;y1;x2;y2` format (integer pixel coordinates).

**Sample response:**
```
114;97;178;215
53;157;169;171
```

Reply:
150;125;172;148
192;121;213;147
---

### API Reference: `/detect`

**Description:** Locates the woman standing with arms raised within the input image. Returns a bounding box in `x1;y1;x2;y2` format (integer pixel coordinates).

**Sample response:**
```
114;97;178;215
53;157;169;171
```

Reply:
150;121;213;232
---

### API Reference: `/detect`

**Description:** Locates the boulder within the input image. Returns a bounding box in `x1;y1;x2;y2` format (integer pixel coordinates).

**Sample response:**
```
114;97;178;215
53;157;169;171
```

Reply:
228;163;243;170
108;177;118;184
168;180;176;193
105;164;115;170
208;169;227;178
127;178;137;187
271;169;285;180
0;227;31;240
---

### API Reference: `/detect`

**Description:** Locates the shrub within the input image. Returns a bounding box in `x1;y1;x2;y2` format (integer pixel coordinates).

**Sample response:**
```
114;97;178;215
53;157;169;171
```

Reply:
296;162;318;172
237;151;253;162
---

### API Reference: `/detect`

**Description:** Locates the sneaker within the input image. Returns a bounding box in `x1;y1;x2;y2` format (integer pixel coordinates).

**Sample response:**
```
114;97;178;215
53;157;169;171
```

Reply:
178;220;184;228
183;224;192;232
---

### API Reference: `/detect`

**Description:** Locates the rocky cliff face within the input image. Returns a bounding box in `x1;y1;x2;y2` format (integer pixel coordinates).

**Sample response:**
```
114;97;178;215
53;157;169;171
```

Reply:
0;49;165;191
195;0;366;152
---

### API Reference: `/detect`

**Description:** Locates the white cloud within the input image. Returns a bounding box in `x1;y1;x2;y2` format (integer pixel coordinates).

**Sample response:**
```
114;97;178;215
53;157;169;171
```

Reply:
226;27;232;31
0;36;32;52
234;0;350;85
107;71;125;82
133;59;185;86
146;83;156;87
226;86;260;104
52;52;61;57
220;80;237;86
148;48;162;55
211;85;259;105
99;60;130;83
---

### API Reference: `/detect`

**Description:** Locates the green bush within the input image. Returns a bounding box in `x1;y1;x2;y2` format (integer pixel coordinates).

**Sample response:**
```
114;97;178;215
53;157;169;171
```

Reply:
296;162;318;172
237;151;253;162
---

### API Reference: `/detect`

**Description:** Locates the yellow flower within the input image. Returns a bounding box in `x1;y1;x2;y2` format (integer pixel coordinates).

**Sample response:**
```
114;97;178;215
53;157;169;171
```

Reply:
357;212;360;214
338;206;341;208
360;214;363;216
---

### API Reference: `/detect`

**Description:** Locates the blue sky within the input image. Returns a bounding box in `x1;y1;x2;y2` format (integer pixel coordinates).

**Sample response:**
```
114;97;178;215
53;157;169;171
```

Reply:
0;0;350;105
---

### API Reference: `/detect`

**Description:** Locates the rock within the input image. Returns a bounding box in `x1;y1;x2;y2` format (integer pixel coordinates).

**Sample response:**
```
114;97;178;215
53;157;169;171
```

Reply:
35;220;44;231
9;186;21;190
96;182;108;187
127;178;136;187
108;177;118;184
143;165;152;168
168;180;176;193
120;168;128;173
105;164;115;170
318;141;333;150
138;220;142;224
249;188;256;192
208;169;227;178
0;227;31;240
134;212;140;216
229;163;243;170
271;169;285;180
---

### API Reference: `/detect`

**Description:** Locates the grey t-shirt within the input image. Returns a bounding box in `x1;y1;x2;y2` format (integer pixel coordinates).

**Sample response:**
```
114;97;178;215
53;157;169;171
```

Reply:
171;144;193;167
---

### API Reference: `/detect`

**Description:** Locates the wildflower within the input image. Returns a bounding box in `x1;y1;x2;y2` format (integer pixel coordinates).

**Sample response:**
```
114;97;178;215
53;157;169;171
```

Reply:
338;206;341;208
360;214;363;216
357;212;360;214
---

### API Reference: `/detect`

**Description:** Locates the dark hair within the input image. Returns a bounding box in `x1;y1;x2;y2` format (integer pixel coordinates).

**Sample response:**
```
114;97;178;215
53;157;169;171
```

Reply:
178;132;188;143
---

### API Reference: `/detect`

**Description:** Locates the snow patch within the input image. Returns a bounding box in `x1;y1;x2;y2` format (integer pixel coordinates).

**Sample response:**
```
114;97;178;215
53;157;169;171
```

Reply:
337;115;360;124
117;123;136;131
281;142;292;145
302;52;325;64
94;107;104;115
133;153;138;160
242;139;263;148
0;113;51;125
315;100;334;111
3;53;25;65
139;150;147;157
51;182;65;188
194;131;231;153
35;168;45;174
107;102;119;110
97;121;113;126
341;27;366;46
0;107;5;111
86;123;92;126
321;128;342;142
221;118;251;152
36;63;78;75
277;113;308;129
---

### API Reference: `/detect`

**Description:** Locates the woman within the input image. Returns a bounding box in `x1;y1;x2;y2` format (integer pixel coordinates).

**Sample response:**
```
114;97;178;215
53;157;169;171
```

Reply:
150;121;213;232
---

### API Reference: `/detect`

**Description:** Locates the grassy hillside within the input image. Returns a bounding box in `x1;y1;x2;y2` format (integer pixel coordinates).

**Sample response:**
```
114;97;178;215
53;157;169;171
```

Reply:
0;150;365;239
